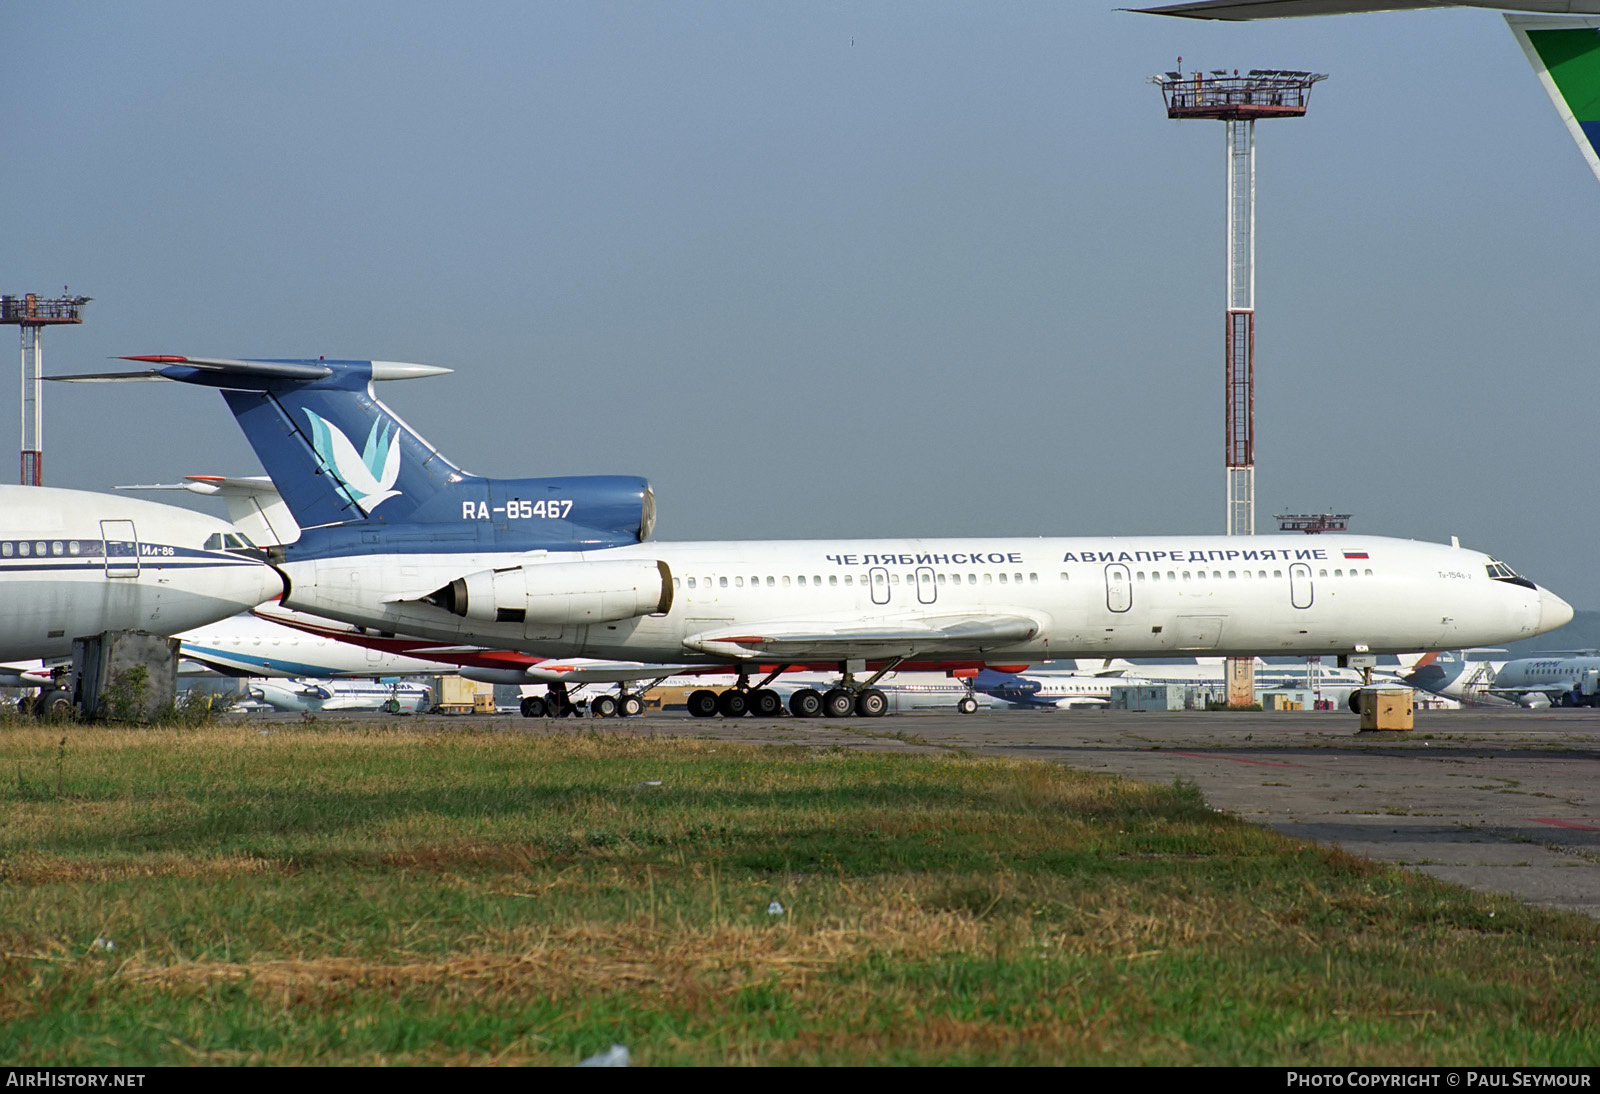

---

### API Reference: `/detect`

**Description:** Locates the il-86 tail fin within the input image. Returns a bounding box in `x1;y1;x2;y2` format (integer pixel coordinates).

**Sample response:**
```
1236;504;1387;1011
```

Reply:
57;357;655;550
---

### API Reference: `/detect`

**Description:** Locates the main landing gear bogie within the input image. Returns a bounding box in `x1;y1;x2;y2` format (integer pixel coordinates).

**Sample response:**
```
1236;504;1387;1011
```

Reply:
688;684;892;719
520;685;644;719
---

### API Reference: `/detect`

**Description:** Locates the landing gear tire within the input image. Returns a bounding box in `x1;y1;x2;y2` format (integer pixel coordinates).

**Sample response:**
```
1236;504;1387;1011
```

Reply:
520;695;548;718
34;689;73;719
618;694;644;718
957;695;978;715
822;688;855;718
748;688;783;718
789;688;823;718
717;690;749;718
382;699;402;715
591;695;618;719
855;688;888;718
687;690;719;718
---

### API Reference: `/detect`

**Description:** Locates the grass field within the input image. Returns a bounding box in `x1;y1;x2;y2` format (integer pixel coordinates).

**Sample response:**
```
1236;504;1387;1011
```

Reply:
1;720;1596;1066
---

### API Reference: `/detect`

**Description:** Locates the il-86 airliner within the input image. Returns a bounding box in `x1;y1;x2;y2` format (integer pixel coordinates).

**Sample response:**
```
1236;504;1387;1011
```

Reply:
0;484;282;663
58;356;1574;719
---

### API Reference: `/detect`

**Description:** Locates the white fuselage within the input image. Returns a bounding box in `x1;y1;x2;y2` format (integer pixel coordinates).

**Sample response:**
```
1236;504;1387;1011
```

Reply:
246;678;432;714
179;610;463;679
0;486;283;661
279;534;1570;667
1486;656;1600;707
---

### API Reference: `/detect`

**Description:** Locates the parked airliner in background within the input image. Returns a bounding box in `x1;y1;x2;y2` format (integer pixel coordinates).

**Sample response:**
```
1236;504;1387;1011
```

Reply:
61;356;1573;719
972;669;1129;709
178;606;462;679
1401;650;1510;706
1472;654;1600;709
243;678;431;715
0;484;281;663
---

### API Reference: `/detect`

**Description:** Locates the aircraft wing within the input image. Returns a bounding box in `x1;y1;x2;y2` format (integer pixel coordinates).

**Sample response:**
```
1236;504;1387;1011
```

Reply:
520;659;705;684
0;660;54;688
682;614;1039;660
1131;2;1600;18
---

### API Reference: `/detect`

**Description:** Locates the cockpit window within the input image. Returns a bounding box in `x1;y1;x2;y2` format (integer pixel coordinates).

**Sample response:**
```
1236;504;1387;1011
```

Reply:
1486;559;1537;590
207;531;261;556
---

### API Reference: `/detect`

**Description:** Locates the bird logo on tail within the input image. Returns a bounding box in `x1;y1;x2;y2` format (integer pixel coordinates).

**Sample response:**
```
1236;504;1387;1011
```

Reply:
302;409;402;512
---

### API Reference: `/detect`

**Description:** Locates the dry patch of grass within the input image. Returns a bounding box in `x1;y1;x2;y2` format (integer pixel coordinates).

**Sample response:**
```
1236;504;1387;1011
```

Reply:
1;723;1596;1065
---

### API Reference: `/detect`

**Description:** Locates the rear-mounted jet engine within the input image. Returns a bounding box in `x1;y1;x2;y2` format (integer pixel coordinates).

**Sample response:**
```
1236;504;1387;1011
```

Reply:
426;559;673;626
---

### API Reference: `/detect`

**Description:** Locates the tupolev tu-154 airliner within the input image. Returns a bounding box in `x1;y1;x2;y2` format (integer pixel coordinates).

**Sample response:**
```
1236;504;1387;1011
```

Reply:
57;356;1574;719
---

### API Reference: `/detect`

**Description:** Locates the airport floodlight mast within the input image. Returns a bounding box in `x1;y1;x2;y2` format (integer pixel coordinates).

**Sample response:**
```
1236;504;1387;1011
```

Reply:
0;292;89;485
1277;513;1351;534
1152;64;1326;706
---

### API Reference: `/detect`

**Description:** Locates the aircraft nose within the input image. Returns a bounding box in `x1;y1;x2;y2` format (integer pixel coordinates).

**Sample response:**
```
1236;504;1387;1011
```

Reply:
1539;587;1575;635
239;562;284;609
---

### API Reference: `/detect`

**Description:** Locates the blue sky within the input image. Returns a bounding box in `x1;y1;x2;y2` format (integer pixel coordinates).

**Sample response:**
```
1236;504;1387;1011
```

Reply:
7;3;1599;603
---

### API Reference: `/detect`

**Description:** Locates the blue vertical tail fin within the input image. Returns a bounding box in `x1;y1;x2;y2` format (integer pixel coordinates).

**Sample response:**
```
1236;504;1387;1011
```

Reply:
71;356;655;551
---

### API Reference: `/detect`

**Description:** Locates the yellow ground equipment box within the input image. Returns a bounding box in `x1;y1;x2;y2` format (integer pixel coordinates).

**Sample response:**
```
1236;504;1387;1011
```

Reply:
1359;688;1414;732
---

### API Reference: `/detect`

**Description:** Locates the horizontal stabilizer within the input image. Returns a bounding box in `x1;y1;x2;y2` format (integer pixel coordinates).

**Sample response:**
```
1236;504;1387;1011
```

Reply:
49;370;170;383
119;355;337;380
